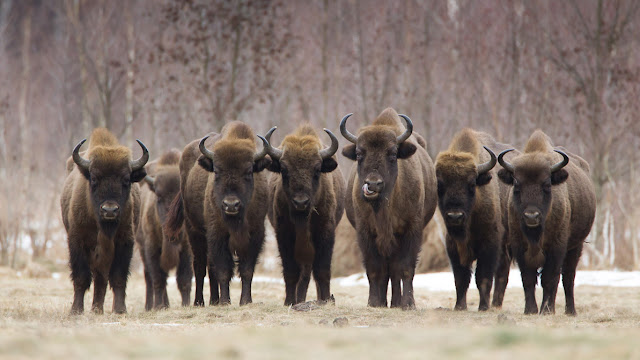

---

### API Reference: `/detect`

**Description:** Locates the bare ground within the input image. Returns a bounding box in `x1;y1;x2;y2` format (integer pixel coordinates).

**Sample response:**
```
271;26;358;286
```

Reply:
1;269;640;359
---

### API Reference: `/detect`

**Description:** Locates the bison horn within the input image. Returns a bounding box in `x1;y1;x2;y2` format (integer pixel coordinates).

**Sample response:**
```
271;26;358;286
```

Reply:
318;129;339;159
72;139;91;173
255;126;279;161
339;113;357;144
497;149;515;173
130;140;150;171
199;135;215;160
397;114;414;144
144;175;155;188
550;150;569;173
477;146;497;175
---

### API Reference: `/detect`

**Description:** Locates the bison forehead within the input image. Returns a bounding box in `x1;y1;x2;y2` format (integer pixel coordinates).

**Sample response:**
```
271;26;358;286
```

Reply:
356;126;397;149
89;146;132;173
436;152;478;179
212;138;256;165
154;168;180;194
512;153;554;180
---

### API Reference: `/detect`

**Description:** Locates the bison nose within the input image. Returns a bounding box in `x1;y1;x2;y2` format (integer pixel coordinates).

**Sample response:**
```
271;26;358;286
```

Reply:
364;178;384;193
523;210;541;227
100;202;120;220
445;211;465;225
222;197;241;215
292;195;310;211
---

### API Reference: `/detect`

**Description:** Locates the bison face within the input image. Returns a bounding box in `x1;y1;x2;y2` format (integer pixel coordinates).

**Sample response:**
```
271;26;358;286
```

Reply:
73;139;149;238
498;150;569;242
145;170;180;225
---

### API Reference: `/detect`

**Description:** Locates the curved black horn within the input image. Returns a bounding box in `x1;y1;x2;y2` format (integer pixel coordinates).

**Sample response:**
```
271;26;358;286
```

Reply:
497;149;515;173
550;149;570;173
318;128;339;159
397;114;414;143
72;139;91;173
130;140;150;171
256;126;281;161
477;146;497;175
339;113;357;144
199;135;214;160
144;175;155;188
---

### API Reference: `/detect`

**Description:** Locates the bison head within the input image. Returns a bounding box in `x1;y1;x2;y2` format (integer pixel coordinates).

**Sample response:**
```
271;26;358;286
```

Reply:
340;113;416;209
197;130;272;227
497;149;569;241
144;169;180;225
435;147;497;238
73;139;149;237
260;127;339;218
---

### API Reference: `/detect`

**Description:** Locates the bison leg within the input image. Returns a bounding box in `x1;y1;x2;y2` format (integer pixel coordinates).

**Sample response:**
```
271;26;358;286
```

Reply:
146;245;169;310
143;268;153;311
540;249;564;315
446;239;471;311
91;271;108;314
69;245;91;315
312;225;334;303
475;246;498;312
210;235;234;306
492;241;511;308
518;261;539;315
562;245;582;316
364;255;387;307
176;246;193;307
295;263;312;304
207;262;220;306
109;239;133;314
238;229;264;306
389;263;402;308
188;230;207;306
276;224;299;306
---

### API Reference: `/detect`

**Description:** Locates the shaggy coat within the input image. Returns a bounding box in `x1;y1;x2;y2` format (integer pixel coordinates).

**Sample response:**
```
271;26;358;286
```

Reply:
498;130;596;315
61;128;148;314
138;149;193;310
435;128;503;311
341;108;437;309
165;122;271;306
265;125;345;305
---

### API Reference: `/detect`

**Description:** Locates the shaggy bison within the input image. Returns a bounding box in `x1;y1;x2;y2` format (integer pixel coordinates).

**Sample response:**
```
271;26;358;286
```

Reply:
497;130;596;315
261;125;345;305
435;128;507;311
61;128;149;314
341;108;437;309
165;122;272;306
139;149;193;310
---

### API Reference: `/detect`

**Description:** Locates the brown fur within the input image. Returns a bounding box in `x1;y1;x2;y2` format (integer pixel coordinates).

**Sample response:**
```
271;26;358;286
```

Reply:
498;129;596;315
267;124;345;305
60;128;144;315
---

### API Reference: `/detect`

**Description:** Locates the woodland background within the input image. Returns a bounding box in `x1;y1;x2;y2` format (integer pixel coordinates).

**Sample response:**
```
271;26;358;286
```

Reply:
0;0;639;273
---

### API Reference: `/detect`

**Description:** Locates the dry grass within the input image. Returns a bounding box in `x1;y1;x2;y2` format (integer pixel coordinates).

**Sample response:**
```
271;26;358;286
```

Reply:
2;268;640;359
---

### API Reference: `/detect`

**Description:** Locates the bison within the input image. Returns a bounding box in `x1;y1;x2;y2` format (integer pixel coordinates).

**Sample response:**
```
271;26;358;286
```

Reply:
138;149;193;310
165;122;272;306
261;125;345;305
435;128;506;311
340;108;437;309
61;128;149;314
497;130;596;315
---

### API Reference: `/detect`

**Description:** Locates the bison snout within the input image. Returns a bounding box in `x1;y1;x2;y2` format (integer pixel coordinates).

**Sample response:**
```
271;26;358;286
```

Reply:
100;202;120;220
523;210;541;227
363;177;384;200
222;197;241;215
292;195;310;211
445;211;465;226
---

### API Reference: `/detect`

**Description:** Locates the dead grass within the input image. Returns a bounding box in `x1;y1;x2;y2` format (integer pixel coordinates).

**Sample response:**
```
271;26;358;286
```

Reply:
2;268;640;359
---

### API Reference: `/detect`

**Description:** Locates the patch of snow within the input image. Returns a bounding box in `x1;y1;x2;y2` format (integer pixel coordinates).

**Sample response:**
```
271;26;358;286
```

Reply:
51;272;61;280
167;275;285;285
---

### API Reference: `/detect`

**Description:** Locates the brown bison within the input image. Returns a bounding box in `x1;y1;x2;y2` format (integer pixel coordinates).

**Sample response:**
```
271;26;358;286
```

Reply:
497;130;596;315
261;125;345;305
61;128;149;314
341;108;437;309
435;128;506;311
138;149;193;310
165;122;272;306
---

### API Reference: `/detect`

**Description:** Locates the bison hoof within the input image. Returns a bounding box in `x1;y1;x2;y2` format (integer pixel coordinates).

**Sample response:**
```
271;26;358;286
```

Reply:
69;307;84;316
524;307;538;315
478;304;489;312
91;306;104;315
454;304;467;311
194;300;205;307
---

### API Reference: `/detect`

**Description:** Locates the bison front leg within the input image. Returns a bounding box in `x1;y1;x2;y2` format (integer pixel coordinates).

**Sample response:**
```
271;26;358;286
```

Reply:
562;245;582;316
517;257;539;315
176;246;193;307
238;229;264;306
363;251;387;307
69;244;91;315
188;229;207;306
146;245;169;310
109;239;133;314
276;224;299;306
540;249;564;315
296;263;312;304
446;238;471;311
475;245;498;311
210;235;234;306
389;262;402;308
91;271;108;314
143;268;153;311
492;241;511;308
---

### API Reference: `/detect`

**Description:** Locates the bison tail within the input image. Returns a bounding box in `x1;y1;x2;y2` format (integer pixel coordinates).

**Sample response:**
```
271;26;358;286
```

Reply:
164;192;185;240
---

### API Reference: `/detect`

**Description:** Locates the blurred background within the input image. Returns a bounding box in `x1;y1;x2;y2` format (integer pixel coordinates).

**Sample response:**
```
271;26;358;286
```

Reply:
0;0;638;275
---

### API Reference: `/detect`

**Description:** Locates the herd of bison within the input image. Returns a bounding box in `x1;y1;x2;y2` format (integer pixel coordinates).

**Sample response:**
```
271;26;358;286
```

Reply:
59;107;596;317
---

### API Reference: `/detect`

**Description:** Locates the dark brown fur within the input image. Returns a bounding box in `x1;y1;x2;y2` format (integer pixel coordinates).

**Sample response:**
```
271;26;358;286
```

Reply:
61;128;146;315
342;108;437;309
266;125;345;305
165;122;270;306
497;130;596;315
138;149;193;310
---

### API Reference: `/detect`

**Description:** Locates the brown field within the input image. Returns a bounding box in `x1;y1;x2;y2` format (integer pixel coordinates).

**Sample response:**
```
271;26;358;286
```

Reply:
1;268;640;360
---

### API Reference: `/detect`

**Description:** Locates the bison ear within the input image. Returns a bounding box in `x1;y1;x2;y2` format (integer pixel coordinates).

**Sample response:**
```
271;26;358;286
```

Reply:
476;173;492;186
551;169;569;185
497;169;514;185
131;168;147;183
342;144;357;161
253;157;272;173
321;158;338;173
397;142;417;159
268;157;281;173
197;155;214;173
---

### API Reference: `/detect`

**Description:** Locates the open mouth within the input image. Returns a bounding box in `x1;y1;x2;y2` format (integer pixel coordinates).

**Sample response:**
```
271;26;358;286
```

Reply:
362;184;379;199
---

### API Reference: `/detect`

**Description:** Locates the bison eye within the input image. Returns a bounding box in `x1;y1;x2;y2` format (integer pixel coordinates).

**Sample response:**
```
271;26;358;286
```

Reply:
513;180;521;194
468;182;476;194
437;180;445;197
542;179;552;193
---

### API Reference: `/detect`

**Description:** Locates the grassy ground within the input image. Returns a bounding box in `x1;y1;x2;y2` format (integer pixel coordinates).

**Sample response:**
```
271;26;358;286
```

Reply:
1;269;640;359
